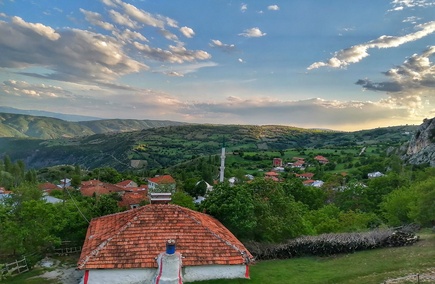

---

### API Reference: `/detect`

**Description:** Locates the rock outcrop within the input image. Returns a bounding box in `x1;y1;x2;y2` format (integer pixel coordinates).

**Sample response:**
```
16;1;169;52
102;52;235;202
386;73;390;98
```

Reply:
405;118;435;166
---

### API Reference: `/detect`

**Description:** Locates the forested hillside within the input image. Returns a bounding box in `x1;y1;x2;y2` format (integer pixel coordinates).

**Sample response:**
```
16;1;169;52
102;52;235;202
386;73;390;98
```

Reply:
0;113;187;139
0;124;416;170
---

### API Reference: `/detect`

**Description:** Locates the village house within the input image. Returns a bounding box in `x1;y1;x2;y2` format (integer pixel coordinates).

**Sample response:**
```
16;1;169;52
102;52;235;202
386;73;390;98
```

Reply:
80;180;125;197
368;171;384;178
116;180;138;188
296;172;315;180
118;191;148;209
77;204;253;283
272;157;283;167
264;171;280;182
147;175;176;193
38;182;59;194
314;155;329;164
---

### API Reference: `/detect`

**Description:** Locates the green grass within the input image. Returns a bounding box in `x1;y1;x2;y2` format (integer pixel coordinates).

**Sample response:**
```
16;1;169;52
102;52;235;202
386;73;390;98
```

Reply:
3;232;433;284
196;231;435;284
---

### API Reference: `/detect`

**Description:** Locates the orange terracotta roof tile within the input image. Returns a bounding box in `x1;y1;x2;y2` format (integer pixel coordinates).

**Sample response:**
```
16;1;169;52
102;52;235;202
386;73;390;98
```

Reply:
118;192;148;208
78;204;253;270
148;175;176;184
80;182;124;197
38;182;58;190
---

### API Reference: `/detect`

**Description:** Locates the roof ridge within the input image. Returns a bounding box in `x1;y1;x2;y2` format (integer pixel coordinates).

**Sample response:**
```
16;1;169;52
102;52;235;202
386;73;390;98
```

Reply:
78;208;143;269
175;205;248;258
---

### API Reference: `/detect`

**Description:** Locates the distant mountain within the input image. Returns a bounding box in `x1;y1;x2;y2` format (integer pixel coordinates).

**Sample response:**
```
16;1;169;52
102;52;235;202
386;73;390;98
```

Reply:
0;106;101;121
0;123;417;171
0;112;188;139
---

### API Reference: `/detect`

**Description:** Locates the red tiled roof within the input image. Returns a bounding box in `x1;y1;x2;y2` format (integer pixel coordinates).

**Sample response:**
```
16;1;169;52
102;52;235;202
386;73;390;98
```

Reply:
78;204;253;270
264;171;279;176
80;182;124;197
116;180;137;188
296;173;315;179
38;182;58;190
118;192;148;208
148;175;176;184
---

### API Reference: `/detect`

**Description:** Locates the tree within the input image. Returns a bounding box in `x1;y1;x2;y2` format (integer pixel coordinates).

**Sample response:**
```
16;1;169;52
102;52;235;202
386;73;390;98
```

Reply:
171;191;196;210
381;187;417;226
200;183;256;240
92;193;121;217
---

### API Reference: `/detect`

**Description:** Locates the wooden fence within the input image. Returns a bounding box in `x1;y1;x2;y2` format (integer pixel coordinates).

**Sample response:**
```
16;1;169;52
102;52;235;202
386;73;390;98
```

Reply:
53;246;82;256
1;257;29;279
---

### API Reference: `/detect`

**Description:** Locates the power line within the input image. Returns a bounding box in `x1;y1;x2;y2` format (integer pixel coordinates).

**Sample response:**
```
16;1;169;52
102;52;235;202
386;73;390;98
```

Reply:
65;188;90;223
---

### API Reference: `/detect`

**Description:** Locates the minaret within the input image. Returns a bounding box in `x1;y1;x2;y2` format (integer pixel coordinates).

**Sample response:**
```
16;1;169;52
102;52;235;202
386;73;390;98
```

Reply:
219;137;226;183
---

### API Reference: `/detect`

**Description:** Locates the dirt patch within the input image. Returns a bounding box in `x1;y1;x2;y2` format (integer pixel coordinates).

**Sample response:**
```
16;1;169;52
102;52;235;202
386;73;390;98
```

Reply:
384;268;435;283
33;257;84;284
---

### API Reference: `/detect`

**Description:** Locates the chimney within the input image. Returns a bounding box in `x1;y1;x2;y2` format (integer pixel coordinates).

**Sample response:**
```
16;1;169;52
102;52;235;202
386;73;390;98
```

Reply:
153;240;183;284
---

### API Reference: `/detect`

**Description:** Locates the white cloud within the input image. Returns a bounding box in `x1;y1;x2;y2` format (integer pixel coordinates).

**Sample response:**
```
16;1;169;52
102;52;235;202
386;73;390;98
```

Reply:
108;10;138;29
308;21;435;70
180;26;195;38
267;5;280;11
357;46;435;93
238;27;266;38
120;2;165;28
390;0;435;10
209;39;236;52
133;42;211;63
241;4;247;12
12;16;60;41
2;80;68;98
80;9;115;31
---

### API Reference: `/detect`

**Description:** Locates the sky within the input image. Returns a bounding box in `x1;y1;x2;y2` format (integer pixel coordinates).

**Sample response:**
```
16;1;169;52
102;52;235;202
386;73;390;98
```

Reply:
0;0;434;131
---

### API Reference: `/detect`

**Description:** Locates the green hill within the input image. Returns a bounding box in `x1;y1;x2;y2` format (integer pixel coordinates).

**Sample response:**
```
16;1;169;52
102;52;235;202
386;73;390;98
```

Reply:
0;113;187;139
0;124;417;170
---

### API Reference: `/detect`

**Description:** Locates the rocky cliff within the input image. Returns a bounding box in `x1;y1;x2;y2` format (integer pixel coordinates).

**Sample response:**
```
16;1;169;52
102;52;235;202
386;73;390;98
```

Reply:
405;118;435;166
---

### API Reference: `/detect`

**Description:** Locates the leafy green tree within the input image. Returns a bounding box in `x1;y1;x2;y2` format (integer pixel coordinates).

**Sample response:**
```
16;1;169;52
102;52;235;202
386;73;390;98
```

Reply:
171;191;196;210
409;177;435;227
251;180;312;242
92;193;120;217
381;187;417;226
200;183;256;240
283;179;326;210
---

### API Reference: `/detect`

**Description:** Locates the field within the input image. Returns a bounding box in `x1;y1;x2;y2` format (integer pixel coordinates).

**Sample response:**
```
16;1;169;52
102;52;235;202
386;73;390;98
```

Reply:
2;231;434;284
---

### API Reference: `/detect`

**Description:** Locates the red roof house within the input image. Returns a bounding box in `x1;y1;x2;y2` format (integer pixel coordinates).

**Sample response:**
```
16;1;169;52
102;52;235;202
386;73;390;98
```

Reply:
314;155;329;164
116;180;138;188
78;204;253;283
80;181;124;197
118;191;148;209
147;175;176;192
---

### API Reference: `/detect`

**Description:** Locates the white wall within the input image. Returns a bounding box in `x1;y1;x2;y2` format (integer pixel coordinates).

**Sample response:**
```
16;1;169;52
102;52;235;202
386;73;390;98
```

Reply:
80;269;156;284
80;265;248;284
183;265;248;282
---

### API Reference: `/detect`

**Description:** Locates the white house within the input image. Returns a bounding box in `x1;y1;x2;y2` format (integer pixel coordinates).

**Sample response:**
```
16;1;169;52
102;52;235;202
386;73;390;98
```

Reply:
368;171;384;178
77;204;253;284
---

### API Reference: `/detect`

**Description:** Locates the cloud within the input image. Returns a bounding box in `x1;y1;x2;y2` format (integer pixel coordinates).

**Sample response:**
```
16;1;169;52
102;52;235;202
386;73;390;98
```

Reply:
158;28;179;41
357;46;435;92
176;97;412;130
0;17;145;83
2;80;70;98
11;16;60;40
267;5;280;11
241;4;247;12
239;27;266;38
120;1;166;28
113;28;148;43
179;26;195;38
308;21;435;70
108;10;138;29
80;9;114;31
209;39;236;52
133;42;211;63
390;0;435;10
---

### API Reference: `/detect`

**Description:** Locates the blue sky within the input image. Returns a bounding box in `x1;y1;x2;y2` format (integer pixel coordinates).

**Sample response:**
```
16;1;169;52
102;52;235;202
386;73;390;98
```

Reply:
0;0;434;130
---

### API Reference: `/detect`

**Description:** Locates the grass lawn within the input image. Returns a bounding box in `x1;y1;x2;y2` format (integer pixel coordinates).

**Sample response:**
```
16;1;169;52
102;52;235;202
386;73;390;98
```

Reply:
195;231;435;284
2;232;433;284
